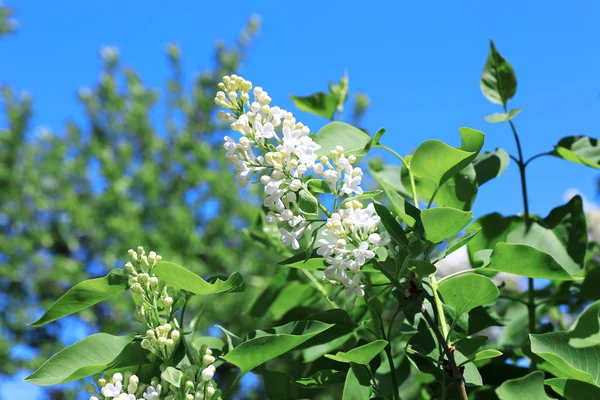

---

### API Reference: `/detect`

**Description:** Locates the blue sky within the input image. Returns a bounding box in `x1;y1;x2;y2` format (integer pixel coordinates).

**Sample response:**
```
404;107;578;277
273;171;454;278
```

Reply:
1;0;599;397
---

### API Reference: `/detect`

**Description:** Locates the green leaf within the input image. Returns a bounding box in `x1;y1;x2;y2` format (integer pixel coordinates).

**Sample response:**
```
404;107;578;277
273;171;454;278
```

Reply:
459;349;503;366
221;320;333;375
340;190;383;204
406;259;436;279
473;148;510;185
342;364;372;400
505;196;587;277
444;228;481;258
25;333;138;386
454;336;489;359
545;378;600;400
484;108;522;123
297;189;319;215
373;201;409;247
314;121;371;157
161;366;183;388
290;92;337;120
552;136;600;169
153;261;245;295
306;179;332;194
567;300;600;347
191;336;225;353
466;213;522;266
325;339;388;365
481;39;517;106
421;207;473;243
264;370;298;400
530;331;600;386
278;252;327;271
296;369;346;389
372;174;418;227
363;127;385;153
370;164;414;200
438;274;499;317
29;269;128;327
407;127;484;209
496;371;554;400
483;243;574;280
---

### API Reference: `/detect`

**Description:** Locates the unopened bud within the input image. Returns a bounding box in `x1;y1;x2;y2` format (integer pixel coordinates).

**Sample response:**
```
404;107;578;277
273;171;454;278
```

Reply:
86;384;97;394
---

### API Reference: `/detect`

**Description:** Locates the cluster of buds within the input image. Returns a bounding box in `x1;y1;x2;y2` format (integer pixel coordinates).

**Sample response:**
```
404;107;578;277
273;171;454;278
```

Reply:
161;347;221;400
142;322;181;360
87;372;159;400
125;246;180;360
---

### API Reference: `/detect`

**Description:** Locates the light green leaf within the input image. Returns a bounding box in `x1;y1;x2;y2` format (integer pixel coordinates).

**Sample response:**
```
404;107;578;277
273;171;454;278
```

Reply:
298;189;319;215
459;349;503;366
545;378;600;400
473;148;510;185
496;371;554;400
370;164;414;200
325;339;388;365
278;252;326;271
30;269;128;327
314;121;371;157
438;274;499;317
567;300;600;348
191;336;225;353
25;333;138;386
481;39;517;106
484;108;522;123
552;136;600;169
221;320;332;375
530;332;600;386
407;128;484;209
342;364;372;400
290;92;337;120
161;367;183;388
296;369;346;389
421;207;473;243
466;213;522;266
306;179;332;194
483;243;574;280
340;190;383;205
153;261;245;295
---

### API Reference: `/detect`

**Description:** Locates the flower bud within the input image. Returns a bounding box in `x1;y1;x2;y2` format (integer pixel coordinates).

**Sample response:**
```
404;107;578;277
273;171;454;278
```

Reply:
163;297;173;307
130;283;145;295
166;338;175;348
98;378;106;388
206;386;216;397
313;163;324;174
203;354;216;365
368;233;381;245
186;394;194;400
171;330;180;341
348;154;357;164
112;372;123;383
185;380;194;390
201;366;215;381
296;164;307;175
86;384;97;394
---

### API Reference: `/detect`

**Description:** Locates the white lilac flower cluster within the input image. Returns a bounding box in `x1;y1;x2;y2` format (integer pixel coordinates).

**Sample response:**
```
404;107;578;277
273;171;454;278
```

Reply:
164;347;220;400
87;372;161;400
125;246;180;360
216;75;385;306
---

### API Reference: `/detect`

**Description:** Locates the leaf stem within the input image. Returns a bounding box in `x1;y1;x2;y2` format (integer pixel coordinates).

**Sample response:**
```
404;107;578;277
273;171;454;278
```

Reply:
504;107;537;369
437;268;475;284
431;275;449;340
318;202;332;218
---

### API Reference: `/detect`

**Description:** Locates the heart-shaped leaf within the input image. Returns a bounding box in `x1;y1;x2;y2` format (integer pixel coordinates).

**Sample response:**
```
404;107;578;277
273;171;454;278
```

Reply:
438;274;499;318
314;122;371;157
421;207;473;243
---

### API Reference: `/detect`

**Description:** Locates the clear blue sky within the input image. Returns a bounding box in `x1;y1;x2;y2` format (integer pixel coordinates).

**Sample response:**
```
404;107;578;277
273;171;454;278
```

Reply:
1;0;599;397
1;0;599;217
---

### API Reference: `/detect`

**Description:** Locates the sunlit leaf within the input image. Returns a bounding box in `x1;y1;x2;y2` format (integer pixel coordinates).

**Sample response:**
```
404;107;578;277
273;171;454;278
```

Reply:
481;39;517;106
552;136;600;169
421;207;472;243
325;339;388;365
290;92;338;120
496;371;553;400
30;269;128;327
438;274;499;317
314;122;371;157
153;261;245;295
545;378;600;400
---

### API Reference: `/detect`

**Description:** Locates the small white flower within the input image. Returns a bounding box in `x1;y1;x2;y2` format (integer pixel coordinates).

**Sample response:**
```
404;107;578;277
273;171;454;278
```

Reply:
143;384;162;400
254;120;275;139
101;381;122;397
289;179;302;192
280;227;300;250
345;274;365;298
368;233;381;245
342;173;363;195
353;242;375;266
223;136;237;157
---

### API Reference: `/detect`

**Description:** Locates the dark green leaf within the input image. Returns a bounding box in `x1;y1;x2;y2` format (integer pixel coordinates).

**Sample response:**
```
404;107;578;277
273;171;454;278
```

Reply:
342;364;372;400
373;201;409;247
264;370;298;400
372;174;418;227
153;261;245;295
567;300;600;347
307;179;332;194
363;128;385;153
481;39;517;106
296;369;346;389
30;269;128;327
191;336;225;353
473;148;510;185
545;378;600;400
298;189;319;215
